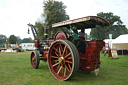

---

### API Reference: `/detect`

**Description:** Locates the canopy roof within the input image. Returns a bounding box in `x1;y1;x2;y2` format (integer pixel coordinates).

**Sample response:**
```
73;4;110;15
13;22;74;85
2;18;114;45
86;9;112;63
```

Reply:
52;16;110;29
112;34;128;50
112;34;128;44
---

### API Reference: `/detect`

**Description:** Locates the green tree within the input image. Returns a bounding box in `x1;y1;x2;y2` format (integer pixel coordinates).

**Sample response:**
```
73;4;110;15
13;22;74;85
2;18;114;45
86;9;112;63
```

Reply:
90;12;128;39
35;22;44;40
0;34;7;47
9;35;17;44
17;36;22;44
21;37;33;43
35;0;70;39
85;33;91;40
43;0;69;26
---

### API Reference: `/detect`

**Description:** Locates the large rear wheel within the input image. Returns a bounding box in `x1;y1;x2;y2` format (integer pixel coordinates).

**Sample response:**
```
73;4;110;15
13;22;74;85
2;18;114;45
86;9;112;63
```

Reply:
48;40;80;80
30;50;40;69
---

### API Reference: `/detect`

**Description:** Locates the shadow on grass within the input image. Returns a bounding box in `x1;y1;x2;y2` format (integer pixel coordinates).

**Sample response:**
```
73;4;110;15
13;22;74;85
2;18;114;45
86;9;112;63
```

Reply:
38;62;104;84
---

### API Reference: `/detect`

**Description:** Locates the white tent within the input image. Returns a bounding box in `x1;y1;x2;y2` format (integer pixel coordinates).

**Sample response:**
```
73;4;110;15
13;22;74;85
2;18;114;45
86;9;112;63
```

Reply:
112;34;128;50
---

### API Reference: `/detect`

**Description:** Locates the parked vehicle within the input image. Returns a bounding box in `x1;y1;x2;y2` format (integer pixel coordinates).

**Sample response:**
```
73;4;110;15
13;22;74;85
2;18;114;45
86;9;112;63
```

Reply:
20;43;35;51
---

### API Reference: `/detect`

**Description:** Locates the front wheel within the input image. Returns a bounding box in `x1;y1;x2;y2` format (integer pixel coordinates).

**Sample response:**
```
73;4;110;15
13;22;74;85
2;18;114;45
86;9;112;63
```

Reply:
30;50;40;69
48;40;80;80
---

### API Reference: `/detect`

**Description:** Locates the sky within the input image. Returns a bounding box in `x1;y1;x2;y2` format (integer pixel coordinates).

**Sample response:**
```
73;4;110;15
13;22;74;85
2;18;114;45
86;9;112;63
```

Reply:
0;0;128;39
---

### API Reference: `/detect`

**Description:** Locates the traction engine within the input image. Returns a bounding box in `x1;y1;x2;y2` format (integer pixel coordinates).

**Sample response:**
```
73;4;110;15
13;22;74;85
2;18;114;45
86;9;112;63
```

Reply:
27;16;109;80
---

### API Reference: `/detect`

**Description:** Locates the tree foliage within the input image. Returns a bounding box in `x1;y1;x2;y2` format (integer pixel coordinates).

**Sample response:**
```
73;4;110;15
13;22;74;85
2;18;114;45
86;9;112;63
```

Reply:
17;36;22;44
35;0;70;39
8;35;17;44
1;34;33;45
90;12;128;39
21;37;33;43
0;34;7;47
35;22;44;40
43;0;69;26
85;33;91;40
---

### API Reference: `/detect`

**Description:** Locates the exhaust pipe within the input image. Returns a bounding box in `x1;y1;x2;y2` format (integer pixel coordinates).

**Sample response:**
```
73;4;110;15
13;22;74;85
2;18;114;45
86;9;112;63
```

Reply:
44;26;48;40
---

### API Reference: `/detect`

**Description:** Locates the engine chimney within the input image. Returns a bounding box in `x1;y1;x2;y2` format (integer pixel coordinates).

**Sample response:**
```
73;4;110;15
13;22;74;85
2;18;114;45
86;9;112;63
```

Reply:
44;26;48;40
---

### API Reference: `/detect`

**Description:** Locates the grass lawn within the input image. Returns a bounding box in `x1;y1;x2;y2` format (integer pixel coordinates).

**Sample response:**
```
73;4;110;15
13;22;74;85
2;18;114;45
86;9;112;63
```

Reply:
0;51;128;85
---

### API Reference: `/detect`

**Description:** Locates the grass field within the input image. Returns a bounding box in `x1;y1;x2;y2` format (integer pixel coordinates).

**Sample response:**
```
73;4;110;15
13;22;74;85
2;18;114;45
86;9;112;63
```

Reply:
0;51;128;85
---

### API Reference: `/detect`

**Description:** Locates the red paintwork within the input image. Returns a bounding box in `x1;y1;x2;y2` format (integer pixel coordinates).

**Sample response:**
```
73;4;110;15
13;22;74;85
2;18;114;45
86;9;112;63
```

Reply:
43;32;105;72
79;40;105;71
44;31;67;59
48;40;54;46
43;45;49;59
43;31;67;58
34;40;39;48
43;51;48;59
54;32;67;41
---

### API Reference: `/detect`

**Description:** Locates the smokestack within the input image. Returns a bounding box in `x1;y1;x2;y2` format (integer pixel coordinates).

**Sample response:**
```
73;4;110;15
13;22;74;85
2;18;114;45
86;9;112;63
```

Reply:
44;26;48;40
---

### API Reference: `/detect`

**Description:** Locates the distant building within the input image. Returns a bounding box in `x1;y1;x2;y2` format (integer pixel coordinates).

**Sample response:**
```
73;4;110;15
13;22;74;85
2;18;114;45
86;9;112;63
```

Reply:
19;43;35;51
112;34;128;55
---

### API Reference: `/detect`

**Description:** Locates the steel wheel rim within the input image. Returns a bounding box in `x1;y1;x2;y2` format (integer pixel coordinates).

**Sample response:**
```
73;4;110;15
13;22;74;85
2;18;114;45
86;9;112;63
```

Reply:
48;41;74;80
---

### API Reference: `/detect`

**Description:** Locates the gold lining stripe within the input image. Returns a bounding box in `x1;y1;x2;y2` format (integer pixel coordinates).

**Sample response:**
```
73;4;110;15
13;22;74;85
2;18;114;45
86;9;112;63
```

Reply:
44;33;48;35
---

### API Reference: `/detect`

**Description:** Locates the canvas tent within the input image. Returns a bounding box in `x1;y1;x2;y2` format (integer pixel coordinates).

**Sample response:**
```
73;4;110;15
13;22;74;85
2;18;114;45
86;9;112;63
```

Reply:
112;34;128;50
13;43;19;49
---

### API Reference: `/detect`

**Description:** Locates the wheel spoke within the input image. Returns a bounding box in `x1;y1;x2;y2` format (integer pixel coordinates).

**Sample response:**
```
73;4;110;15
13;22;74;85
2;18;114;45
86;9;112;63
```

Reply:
32;57;34;61
34;57;36;60
65;60;72;64
54;46;62;56
55;52;59;56
65;64;70;72
67;57;72;59
57;66;62;74
62;46;66;56
53;60;59;62
59;47;61;55
57;63;61;70
52;62;59;67
33;61;36;65
59;43;63;54
68;63;72;70
64;53;71;58
64;67;66;76
32;57;36;62
53;47;59;53
51;56;59;58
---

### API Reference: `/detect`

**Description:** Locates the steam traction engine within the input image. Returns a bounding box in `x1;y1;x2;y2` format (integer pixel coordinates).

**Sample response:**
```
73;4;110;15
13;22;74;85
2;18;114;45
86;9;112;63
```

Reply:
27;16;110;80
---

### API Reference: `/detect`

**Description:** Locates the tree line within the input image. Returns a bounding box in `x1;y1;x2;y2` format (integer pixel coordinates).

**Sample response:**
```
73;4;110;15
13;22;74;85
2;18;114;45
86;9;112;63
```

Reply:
90;12;128;39
0;34;33;47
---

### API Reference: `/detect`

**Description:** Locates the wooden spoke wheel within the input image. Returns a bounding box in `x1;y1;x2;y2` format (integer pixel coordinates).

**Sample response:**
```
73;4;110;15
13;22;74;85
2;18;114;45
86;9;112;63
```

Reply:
48;40;80;80
30;50;40;69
